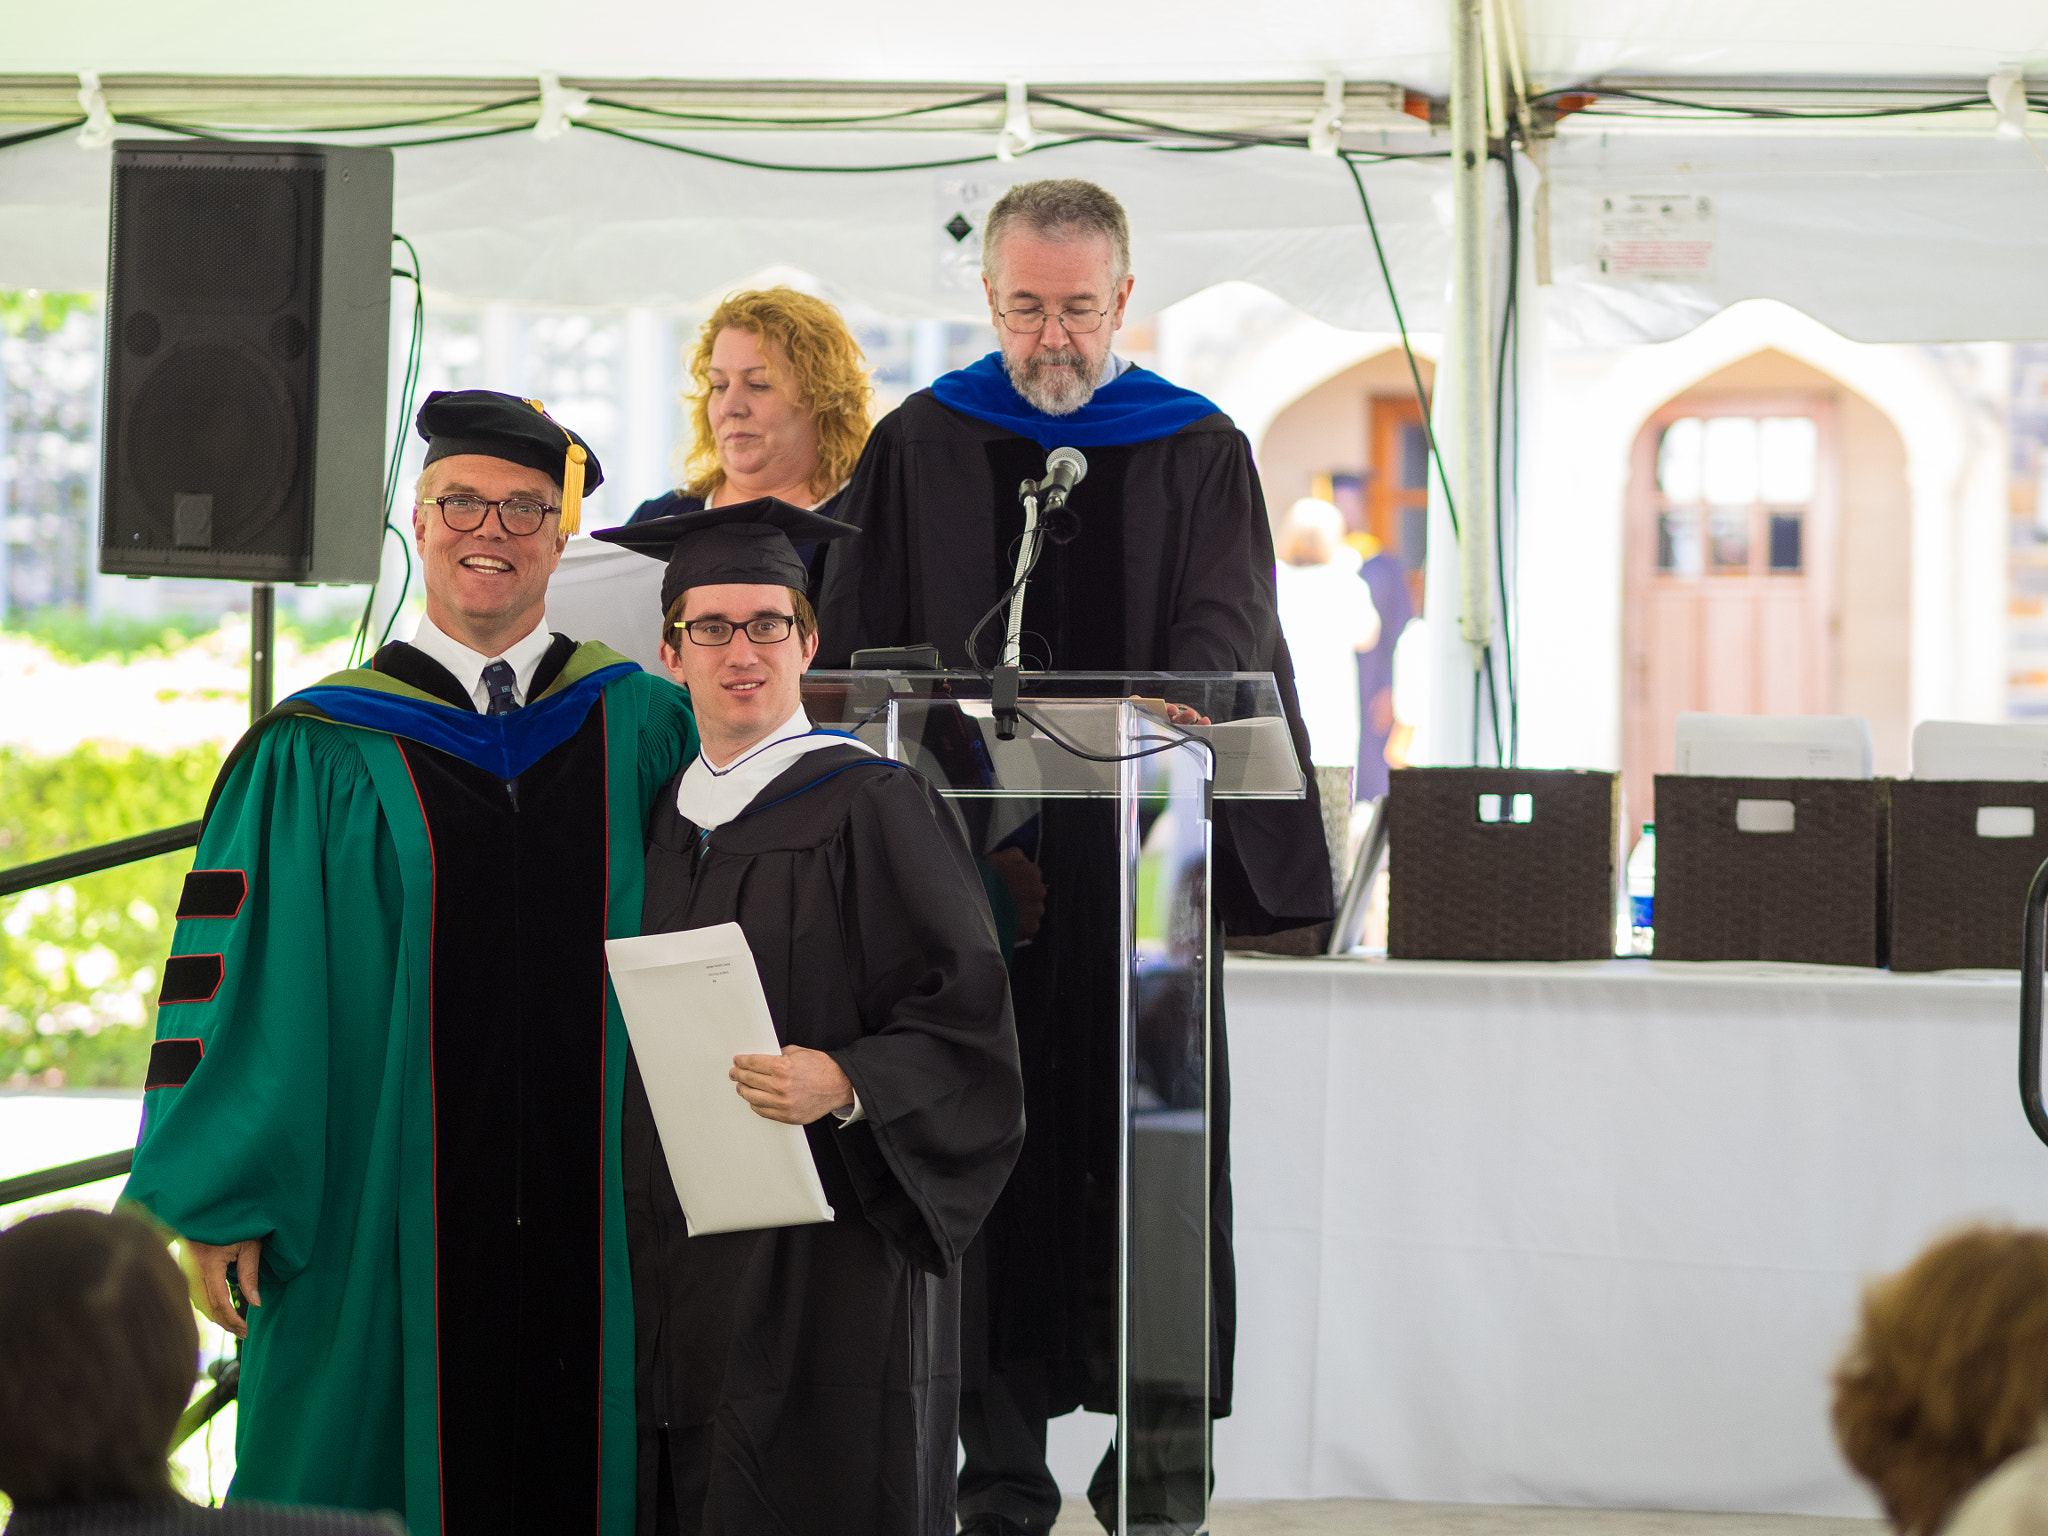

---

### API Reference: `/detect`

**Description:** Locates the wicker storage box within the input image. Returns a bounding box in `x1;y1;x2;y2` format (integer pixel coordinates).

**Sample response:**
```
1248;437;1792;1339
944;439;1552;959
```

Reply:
1889;780;2048;971
1387;767;1618;961
1653;776;1888;966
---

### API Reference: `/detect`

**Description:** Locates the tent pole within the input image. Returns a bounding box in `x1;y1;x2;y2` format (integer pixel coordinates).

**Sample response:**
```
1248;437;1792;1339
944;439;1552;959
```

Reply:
1451;0;1494;683
1422;0;1495;766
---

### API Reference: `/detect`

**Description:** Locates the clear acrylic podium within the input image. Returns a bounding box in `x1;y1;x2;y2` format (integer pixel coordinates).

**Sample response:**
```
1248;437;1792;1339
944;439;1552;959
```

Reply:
802;671;1306;1536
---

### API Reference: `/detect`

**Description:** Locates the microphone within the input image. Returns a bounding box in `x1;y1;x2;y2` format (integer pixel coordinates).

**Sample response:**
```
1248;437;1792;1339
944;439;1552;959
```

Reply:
1039;446;1087;511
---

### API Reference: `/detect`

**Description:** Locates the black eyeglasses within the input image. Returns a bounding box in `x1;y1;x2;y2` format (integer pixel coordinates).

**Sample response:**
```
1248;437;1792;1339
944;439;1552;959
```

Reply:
995;306;1111;335
675;614;798;647
423;494;559;537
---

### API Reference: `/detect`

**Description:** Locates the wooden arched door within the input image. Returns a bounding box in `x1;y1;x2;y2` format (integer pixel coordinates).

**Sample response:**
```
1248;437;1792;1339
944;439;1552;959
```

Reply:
1622;393;1839;833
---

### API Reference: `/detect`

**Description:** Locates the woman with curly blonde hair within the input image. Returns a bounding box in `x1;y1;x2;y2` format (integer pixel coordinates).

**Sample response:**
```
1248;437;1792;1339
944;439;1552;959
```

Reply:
625;288;873;586
1832;1225;2048;1534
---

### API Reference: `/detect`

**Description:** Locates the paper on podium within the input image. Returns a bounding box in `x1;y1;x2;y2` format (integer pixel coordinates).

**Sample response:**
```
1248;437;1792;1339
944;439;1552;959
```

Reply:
605;923;834;1237
1183;716;1300;794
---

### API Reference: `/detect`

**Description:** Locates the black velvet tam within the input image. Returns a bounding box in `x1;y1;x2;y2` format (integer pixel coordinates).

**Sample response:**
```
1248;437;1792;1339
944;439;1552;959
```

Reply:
416;389;604;491
592;497;856;615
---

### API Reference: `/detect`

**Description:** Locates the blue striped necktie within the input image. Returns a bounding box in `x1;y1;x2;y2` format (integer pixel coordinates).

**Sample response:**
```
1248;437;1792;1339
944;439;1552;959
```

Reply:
482;659;519;716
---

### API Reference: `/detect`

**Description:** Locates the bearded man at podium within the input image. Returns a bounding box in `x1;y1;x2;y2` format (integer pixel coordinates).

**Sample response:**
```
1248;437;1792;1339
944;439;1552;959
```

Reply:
815;178;1331;1536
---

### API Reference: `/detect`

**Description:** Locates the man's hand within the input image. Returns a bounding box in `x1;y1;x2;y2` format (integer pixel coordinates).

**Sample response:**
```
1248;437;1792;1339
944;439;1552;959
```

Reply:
988;846;1048;939
1129;696;1212;728
185;1237;263;1339
731;1045;854;1125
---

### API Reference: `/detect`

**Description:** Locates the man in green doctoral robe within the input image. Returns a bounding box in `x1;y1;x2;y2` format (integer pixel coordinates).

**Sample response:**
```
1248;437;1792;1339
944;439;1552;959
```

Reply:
122;391;697;1536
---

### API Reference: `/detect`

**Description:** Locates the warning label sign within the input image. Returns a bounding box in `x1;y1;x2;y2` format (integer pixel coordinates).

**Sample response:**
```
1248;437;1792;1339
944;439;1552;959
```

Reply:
1595;193;1716;282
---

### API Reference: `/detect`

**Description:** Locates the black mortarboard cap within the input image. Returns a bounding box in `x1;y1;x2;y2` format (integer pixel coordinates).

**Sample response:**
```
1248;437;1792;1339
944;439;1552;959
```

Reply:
415;389;604;534
591;498;858;615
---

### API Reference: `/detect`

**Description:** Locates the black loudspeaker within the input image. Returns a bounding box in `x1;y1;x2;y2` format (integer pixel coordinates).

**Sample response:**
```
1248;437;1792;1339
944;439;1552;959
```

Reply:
99;141;393;583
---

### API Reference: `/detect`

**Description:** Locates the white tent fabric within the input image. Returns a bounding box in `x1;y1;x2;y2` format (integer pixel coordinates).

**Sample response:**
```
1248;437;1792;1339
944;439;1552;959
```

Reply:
8;0;2048;92
6;121;2048;343
6;2;2048;340
1543;133;2048;343
0;129;1454;327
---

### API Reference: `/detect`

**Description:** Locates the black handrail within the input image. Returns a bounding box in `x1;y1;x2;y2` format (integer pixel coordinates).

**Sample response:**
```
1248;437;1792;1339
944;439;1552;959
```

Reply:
2021;856;2048;1151
0;827;193;1211
0;822;201;900
0;1149;135;1208
173;1355;239;1448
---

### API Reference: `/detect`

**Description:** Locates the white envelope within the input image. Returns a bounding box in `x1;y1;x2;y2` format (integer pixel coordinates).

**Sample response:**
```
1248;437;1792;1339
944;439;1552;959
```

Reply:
605;923;834;1237
1912;721;2048;781
1672;712;1873;780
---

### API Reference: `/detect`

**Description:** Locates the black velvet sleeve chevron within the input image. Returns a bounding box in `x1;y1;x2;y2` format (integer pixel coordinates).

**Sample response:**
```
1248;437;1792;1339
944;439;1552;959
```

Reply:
157;953;224;1005
144;1037;204;1089
175;869;248;920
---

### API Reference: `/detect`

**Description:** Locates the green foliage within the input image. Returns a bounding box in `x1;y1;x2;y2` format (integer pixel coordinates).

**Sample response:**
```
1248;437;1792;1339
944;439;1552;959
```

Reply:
0;288;96;338
282;607;367;651
0;744;221;1087
4;609;222;664
4;606;364;665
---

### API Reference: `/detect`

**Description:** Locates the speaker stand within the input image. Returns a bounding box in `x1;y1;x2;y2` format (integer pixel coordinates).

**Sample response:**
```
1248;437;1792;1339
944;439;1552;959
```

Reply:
249;584;275;724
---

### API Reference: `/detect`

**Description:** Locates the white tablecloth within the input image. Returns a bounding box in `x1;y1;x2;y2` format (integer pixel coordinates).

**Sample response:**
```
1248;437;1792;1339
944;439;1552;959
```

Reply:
1214;958;2046;1516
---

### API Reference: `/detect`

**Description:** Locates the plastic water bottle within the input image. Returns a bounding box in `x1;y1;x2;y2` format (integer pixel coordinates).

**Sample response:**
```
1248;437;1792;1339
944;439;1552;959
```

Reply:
1626;823;1656;956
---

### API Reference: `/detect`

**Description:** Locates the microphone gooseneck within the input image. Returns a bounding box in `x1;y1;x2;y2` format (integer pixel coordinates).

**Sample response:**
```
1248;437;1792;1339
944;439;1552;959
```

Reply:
992;448;1088;740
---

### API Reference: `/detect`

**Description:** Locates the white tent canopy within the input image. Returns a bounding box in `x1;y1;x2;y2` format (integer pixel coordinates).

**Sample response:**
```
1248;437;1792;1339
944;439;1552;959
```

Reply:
7;0;2048;92
9;125;2048;344
5;2;2048;341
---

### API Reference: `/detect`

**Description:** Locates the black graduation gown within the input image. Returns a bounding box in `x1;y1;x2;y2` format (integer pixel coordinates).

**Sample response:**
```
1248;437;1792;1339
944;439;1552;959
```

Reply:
813;390;1331;938
621;745;1024;1536
813;391;1335;1421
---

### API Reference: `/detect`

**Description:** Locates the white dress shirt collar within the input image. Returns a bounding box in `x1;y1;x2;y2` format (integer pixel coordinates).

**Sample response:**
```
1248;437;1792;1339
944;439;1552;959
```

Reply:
409;614;556;714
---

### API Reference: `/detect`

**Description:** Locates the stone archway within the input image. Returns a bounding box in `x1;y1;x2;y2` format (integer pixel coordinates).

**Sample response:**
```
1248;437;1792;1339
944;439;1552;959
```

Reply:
1518;299;2003;774
1255;348;1439;536
1618;350;1914;829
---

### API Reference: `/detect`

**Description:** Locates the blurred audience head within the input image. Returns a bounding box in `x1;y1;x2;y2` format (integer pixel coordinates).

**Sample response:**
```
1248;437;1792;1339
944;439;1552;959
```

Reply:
1278;498;1345;568
1833;1225;2048;1535
0;1208;196;1509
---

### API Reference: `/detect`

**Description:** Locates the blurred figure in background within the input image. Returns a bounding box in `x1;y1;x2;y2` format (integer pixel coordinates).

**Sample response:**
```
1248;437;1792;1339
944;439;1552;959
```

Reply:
1833;1224;2048;1536
0;1208;401;1533
1273;497;1380;781
627;288;873;588
1345;526;1413;799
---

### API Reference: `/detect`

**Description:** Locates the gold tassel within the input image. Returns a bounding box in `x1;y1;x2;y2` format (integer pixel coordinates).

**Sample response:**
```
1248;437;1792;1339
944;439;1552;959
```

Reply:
561;443;586;535
523;397;584;535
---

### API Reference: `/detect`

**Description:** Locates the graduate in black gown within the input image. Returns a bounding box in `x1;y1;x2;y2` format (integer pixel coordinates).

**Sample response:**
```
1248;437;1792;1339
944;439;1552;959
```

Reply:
592;501;1024;1536
813;179;1333;1535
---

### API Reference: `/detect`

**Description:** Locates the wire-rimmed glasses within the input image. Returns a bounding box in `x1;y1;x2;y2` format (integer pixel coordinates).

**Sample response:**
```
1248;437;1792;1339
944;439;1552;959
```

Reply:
995;306;1111;335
